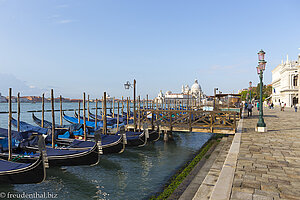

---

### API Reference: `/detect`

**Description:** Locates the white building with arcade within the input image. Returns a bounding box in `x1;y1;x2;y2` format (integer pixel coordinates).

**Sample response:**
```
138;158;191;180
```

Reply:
272;54;300;107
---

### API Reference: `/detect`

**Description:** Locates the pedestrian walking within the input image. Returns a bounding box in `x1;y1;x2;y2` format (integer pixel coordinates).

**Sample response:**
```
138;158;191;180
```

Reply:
281;103;285;112
294;104;297;112
247;102;253;117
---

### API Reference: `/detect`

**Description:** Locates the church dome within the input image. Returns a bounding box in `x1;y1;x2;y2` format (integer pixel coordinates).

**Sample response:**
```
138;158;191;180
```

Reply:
191;79;201;94
165;91;172;95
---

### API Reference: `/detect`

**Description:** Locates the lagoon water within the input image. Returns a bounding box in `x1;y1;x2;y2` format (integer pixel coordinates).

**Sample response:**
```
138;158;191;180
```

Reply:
0;103;212;200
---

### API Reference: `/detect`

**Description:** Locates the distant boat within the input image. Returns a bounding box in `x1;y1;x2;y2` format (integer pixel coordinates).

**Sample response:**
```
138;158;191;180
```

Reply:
0;136;47;184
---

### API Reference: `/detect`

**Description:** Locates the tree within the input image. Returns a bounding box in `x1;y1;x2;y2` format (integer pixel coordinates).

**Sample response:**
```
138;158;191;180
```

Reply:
239;84;272;102
254;84;272;101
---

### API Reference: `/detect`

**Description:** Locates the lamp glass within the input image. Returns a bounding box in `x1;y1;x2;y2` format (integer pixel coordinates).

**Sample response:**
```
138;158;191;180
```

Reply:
124;81;131;89
258;49;265;60
256;66;261;74
259;60;266;71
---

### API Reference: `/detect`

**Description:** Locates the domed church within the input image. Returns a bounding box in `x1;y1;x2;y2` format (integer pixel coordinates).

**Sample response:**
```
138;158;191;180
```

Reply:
155;79;204;103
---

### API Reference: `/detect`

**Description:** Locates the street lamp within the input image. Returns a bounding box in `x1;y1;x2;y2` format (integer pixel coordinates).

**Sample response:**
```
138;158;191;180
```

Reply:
249;81;252;103
124;81;133;90
256;50;267;132
124;80;136;130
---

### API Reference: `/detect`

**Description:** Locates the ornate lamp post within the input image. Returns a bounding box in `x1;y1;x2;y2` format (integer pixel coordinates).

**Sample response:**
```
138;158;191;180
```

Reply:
249;81;252;103
256;50;267;132
124;79;136;130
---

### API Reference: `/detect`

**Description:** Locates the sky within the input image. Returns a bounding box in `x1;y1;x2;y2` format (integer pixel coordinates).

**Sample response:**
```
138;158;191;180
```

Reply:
0;0;300;99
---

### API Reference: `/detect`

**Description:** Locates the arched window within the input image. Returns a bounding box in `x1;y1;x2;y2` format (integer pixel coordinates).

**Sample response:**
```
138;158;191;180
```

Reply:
293;75;298;87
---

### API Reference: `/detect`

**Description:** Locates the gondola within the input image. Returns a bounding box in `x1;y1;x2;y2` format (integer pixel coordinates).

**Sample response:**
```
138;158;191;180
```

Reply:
64;112;126;129
0;128;100;167
32;113;87;135
146;122;161;142
64;113;148;147
0;136;47;184
32;115;125;154
11;117;97;151
88;111;128;124
74;111;122;127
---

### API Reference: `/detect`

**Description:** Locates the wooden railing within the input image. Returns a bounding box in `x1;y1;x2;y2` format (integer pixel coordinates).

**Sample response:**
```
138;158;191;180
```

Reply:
135;109;239;134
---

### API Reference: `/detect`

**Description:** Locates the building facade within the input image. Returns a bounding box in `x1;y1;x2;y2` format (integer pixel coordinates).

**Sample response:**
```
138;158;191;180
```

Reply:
154;79;205;104
272;54;299;107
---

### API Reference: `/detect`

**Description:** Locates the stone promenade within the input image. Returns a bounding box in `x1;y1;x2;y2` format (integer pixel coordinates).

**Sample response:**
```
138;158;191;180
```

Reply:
231;107;300;200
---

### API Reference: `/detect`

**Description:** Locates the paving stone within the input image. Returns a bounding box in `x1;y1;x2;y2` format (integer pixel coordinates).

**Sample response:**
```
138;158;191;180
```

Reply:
233;178;242;187
252;194;273;200
254;189;279;198
230;109;300;199
241;180;260;189
231;191;252;200
232;186;254;194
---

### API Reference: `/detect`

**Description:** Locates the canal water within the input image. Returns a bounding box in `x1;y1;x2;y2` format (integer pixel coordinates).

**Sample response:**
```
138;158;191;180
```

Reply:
0;103;213;200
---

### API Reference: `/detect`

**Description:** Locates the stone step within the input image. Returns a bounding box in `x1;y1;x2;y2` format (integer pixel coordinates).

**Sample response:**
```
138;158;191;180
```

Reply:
191;135;234;200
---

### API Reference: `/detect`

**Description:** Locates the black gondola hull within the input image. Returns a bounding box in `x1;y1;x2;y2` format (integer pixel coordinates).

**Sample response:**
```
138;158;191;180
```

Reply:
0;157;45;184
148;131;160;141
0;145;99;167
126;132;146;147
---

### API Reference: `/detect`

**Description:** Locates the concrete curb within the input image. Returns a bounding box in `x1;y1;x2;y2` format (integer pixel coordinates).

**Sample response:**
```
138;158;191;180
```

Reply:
208;111;244;200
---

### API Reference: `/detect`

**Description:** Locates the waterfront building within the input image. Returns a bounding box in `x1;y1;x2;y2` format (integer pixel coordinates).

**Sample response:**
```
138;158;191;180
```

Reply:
155;79;205;104
272;54;300;107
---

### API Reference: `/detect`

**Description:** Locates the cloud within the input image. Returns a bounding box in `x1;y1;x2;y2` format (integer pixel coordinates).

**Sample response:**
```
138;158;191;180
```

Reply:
57;19;74;24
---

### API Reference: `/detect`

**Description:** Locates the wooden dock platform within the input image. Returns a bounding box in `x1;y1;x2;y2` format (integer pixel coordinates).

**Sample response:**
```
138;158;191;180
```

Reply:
128;109;241;135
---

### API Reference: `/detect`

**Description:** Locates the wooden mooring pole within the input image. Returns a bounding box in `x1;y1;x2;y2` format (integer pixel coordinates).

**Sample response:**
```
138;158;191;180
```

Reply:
146;94;148;109
60;95;63;126
103;92;107;135
127;97;129;127
121;96;124;116
138;96;141;131
117;100;120;130
78;101;81;123
42;93;44;128
51;89;55;148
101;96;104;120
17;92;20;132
95;99;98;130
133;79;136;131
87;95;90;121
112;97;115;117
8;88;12;160
83;92;87;141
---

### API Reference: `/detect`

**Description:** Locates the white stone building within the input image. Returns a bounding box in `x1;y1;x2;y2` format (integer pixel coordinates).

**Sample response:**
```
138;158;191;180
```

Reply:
272;54;299;107
155;79;205;104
